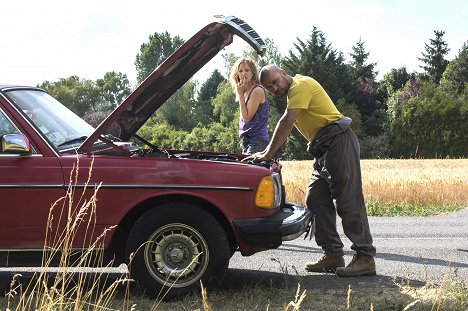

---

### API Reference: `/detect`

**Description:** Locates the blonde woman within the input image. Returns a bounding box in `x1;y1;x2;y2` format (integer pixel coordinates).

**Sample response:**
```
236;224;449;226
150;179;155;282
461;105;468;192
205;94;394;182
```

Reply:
229;58;269;154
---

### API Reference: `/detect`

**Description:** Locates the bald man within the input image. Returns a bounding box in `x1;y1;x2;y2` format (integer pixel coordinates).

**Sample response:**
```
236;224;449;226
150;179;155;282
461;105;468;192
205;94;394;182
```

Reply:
244;64;376;277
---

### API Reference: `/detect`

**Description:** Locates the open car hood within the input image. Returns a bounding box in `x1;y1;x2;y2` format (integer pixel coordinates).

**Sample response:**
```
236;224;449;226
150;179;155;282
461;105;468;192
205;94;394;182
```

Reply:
78;16;265;154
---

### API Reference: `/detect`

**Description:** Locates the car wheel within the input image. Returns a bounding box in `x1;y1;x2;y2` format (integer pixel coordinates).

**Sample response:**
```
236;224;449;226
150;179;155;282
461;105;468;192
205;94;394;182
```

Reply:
126;203;230;299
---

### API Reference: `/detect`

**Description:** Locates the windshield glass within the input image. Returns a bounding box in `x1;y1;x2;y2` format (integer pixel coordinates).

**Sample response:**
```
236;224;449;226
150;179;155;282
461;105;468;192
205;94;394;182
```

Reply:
5;89;95;150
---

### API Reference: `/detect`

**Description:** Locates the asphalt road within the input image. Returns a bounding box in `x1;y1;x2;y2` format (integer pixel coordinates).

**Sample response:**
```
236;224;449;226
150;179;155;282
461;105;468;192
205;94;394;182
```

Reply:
224;208;468;291
1;209;466;294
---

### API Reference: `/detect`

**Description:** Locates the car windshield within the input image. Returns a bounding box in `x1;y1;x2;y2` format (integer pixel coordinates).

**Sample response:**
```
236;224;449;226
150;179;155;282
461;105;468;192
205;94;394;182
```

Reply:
5;89;95;151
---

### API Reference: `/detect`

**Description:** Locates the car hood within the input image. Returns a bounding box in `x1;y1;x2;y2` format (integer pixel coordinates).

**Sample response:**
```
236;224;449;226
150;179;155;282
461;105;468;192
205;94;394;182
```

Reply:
78;16;265;154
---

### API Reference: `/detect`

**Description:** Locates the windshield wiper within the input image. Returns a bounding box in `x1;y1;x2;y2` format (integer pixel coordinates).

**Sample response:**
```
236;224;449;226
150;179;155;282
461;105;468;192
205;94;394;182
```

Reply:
57;136;88;147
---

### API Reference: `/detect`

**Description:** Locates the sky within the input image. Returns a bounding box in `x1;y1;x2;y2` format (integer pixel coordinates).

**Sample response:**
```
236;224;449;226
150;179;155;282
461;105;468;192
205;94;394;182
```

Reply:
1;0;467;87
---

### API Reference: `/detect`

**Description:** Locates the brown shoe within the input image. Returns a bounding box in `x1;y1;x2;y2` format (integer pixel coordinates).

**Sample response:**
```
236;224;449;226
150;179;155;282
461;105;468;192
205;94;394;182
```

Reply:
335;253;376;277
305;254;345;273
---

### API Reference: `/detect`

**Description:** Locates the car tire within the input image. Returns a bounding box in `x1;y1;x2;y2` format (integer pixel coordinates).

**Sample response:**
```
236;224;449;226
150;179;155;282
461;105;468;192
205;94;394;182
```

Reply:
126;203;230;299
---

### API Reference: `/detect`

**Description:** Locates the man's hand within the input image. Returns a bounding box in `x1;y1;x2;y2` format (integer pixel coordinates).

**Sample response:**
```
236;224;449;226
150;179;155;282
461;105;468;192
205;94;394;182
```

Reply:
242;151;270;162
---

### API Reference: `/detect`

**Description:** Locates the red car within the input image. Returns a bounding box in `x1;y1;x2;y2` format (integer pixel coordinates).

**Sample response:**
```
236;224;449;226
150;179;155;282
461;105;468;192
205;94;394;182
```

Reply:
0;16;311;298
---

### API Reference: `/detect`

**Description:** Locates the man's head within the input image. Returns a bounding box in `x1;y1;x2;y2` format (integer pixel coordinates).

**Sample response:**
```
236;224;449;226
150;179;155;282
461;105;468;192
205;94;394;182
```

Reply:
259;64;292;98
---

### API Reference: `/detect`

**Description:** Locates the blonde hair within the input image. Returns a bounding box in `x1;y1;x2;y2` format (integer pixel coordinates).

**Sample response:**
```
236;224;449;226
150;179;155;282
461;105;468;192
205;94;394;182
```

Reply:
229;58;260;99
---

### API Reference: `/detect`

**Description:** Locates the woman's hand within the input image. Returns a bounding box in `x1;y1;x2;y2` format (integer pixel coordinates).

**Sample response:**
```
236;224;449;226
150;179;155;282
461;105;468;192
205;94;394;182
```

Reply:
236;76;248;96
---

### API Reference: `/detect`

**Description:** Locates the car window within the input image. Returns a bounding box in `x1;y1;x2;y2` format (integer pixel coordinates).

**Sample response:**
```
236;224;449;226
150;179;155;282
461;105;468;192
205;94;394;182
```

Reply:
0;108;20;137
4;89;95;150
0;108;37;155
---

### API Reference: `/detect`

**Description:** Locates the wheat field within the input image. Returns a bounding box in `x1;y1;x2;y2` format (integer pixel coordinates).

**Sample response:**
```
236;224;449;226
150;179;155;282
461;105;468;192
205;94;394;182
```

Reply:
281;159;468;210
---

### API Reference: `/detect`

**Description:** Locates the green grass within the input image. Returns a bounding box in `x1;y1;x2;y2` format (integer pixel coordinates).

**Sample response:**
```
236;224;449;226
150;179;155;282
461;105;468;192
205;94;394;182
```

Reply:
366;201;464;216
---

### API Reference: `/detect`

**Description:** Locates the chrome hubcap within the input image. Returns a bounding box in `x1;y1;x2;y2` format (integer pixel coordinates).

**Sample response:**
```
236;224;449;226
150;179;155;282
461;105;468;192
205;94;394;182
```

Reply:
144;224;209;288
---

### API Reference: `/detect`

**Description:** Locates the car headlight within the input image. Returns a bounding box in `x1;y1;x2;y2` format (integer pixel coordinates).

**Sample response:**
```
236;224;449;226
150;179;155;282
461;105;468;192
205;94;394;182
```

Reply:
255;173;282;209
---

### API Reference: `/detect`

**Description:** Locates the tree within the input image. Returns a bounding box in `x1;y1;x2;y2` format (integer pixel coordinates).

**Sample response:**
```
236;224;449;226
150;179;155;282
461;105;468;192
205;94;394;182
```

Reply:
195;69;226;125
182;122;238;153
389;81;467;158
418;30;450;83
39;72;133;121
349;38;382;124
134;32;198;132
441;41;468;94
137;122;188;150
380;67;414;94
135;31;184;84
212;81;237;127
349;38;377;81
95;71;132;111
148;81;197;131
198;70;225;103
39;76;99;117
355;78;381;122
283;26;356;105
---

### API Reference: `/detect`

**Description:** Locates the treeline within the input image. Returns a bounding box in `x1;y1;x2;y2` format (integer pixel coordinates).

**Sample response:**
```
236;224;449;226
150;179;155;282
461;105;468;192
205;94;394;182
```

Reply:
39;29;467;159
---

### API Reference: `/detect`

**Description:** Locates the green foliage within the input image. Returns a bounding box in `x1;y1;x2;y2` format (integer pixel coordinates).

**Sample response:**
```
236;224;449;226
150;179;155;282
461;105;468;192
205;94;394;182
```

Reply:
137;123;188;150
182;122;238;153
385;68;412;93
197;70;225;103
363;108;389;137
380;67;417;123
195;69;226;125
283;26;356;105
137;121;239;153
275;131;310;160
349;38;377;81
39;72;132;118
335;99;364;138
355;78;383;120
390;80;468;158
440;42;468;94
212;81;237;127
135;31;184;84
360;133;391;159
95;71;132;111
418;30;450;83
39;76;98;117
379;66;415;94
147;82;197;131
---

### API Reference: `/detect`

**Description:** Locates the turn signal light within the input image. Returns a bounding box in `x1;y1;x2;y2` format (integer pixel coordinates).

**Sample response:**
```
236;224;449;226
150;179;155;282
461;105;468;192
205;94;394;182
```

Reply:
254;176;275;209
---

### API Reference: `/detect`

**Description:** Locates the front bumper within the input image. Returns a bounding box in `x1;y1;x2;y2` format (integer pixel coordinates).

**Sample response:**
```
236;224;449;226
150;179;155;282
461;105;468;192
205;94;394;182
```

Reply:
233;203;312;249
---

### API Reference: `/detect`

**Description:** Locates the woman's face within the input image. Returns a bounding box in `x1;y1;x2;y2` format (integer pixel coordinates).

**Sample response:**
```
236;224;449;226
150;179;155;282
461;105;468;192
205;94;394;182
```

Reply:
237;62;253;84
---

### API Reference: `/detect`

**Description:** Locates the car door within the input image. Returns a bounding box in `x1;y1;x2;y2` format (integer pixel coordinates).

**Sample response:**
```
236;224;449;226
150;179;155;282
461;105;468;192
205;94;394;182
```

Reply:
0;105;65;249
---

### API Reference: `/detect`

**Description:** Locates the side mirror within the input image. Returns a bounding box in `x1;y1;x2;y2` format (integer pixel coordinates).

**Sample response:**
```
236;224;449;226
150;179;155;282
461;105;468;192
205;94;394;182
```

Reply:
1;134;31;154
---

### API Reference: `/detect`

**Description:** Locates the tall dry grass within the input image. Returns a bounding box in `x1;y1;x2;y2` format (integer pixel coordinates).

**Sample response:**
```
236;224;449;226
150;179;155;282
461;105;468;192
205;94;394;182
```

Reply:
281;159;468;212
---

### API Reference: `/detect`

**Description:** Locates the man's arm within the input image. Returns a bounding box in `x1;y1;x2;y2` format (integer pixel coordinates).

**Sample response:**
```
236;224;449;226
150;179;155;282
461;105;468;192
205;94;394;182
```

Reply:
245;108;301;161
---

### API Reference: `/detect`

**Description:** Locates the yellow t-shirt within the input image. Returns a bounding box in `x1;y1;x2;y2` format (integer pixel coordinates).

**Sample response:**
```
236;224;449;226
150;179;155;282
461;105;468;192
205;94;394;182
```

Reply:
287;74;343;141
